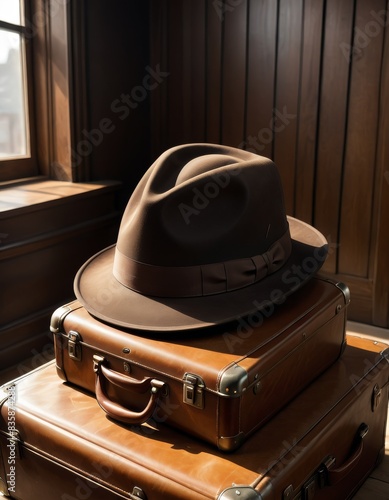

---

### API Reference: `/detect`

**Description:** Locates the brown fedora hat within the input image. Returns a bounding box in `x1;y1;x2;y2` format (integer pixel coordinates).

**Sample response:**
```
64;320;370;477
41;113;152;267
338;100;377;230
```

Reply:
74;144;328;332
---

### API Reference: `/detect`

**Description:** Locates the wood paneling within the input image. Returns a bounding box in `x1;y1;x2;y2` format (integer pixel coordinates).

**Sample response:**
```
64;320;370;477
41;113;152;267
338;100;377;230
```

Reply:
0;180;121;369
221;0;248;147
206;1;223;144
150;0;389;327
295;0;324;225
273;0;303;213
373;0;389;327
82;0;151;201
338;0;385;277
314;0;355;274
245;0;277;160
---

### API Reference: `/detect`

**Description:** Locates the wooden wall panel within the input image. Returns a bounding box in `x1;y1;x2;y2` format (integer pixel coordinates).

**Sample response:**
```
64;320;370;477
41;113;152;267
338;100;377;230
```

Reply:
149;0;389;327
205;1;223;143
150;0;168;160
273;0;303;214
220;0;248;147
373;0;389;327
0;180;120;370
167;0;185;148
295;0;325;225
314;0;355;274
245;0;277;160
182;1;207;143
338;0;385;277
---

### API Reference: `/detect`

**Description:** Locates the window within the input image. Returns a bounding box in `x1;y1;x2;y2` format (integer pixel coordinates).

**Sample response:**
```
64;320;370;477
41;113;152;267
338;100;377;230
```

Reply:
0;0;37;181
0;1;29;158
0;1;86;183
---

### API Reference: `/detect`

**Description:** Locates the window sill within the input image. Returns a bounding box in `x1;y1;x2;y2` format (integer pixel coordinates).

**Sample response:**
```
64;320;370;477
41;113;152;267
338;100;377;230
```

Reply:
0;177;122;247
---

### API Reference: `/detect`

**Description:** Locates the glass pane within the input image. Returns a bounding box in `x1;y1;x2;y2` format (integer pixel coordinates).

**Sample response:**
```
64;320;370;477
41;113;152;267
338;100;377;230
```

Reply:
0;0;21;25
0;30;28;158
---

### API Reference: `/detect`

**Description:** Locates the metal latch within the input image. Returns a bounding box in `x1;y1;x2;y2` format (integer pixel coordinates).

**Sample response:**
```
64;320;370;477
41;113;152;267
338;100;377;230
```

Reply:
316;456;336;489
183;373;205;409
68;330;82;361
283;484;294;499
372;384;381;412
130;486;147;499
301;455;335;499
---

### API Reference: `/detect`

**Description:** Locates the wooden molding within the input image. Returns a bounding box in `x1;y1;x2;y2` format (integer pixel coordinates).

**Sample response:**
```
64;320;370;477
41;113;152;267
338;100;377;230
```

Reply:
32;0;88;181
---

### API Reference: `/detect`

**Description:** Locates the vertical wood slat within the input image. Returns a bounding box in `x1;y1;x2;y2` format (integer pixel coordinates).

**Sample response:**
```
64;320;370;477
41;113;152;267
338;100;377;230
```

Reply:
338;0;386;277
191;1;207;143
273;0;303;215
167;0;185;148
314;0;355;274
220;0;248;147
295;0;325;225
149;0;169;160
182;1;207;144
245;0;278;160
373;0;389;327
206;1;223;143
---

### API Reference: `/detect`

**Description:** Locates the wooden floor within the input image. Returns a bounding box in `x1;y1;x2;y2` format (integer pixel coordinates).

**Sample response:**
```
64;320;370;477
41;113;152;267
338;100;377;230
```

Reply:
0;321;388;498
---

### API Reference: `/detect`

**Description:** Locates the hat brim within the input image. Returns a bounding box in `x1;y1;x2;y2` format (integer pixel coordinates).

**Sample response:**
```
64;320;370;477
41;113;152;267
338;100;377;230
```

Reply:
74;217;328;332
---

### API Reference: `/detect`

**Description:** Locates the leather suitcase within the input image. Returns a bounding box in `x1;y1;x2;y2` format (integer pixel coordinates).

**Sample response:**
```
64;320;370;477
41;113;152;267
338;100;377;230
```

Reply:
0;335;388;499
50;276;349;451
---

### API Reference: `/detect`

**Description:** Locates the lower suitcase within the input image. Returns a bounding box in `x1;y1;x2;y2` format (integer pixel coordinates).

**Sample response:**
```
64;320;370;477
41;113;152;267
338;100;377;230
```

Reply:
1;335;388;500
50;276;349;451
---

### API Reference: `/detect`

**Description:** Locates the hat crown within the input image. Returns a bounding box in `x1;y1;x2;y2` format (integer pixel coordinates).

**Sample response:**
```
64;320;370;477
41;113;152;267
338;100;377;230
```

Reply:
110;145;290;296
115;144;288;269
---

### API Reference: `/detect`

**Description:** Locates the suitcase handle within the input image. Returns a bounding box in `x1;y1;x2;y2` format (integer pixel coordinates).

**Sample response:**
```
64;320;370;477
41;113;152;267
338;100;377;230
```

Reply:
327;422;369;485
93;355;166;425
301;423;369;497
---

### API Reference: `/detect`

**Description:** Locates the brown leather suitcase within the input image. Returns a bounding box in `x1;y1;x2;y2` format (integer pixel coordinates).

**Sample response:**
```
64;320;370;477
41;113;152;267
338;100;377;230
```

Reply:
50;276;349;451
0;335;388;499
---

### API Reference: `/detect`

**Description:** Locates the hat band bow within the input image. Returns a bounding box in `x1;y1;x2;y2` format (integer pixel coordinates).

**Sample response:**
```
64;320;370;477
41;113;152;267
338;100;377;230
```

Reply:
113;229;291;298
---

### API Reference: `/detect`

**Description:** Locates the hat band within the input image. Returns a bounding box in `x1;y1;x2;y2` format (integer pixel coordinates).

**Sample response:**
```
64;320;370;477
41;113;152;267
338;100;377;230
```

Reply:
113;229;291;299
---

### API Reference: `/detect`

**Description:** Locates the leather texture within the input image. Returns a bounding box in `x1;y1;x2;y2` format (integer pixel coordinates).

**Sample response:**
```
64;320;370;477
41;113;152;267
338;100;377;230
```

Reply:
0;335;388;499
53;277;348;451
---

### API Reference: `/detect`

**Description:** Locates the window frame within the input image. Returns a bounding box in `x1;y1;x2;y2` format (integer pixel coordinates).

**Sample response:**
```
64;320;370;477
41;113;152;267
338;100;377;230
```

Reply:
0;0;84;184
0;0;39;182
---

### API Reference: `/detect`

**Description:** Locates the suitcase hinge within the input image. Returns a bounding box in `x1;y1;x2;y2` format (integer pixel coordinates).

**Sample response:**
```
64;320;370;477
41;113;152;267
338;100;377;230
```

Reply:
68;330;82;361
183;373;205;409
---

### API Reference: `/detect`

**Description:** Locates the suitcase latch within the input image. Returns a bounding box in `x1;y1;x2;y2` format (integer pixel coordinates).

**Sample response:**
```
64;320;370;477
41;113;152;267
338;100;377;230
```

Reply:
301;455;335;499
372;384;381;412
68;330;82;361
130;486;147;499
183;373;205;409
